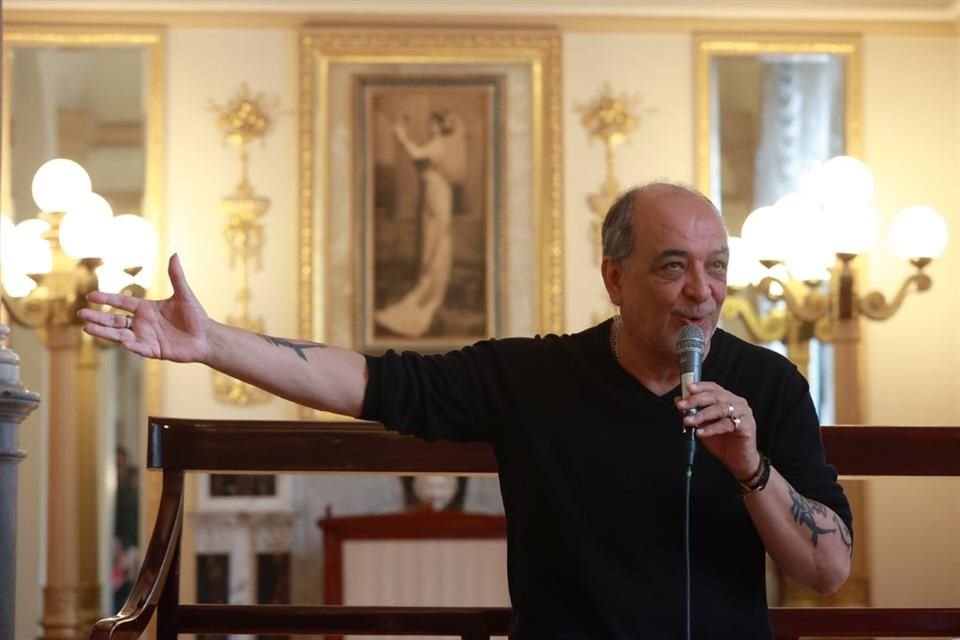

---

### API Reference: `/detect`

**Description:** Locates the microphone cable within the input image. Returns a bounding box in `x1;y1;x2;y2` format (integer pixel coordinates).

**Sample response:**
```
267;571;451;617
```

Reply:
675;323;704;640
683;423;697;640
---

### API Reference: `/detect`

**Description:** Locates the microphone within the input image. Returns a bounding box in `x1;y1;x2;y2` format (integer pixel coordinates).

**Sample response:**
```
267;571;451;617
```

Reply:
676;324;705;421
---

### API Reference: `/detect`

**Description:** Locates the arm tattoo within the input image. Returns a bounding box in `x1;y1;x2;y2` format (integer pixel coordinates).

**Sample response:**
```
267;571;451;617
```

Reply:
259;334;327;361
787;486;837;546
832;513;853;556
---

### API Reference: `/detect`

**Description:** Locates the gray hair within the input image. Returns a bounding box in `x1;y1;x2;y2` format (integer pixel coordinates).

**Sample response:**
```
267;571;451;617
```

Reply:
600;182;719;262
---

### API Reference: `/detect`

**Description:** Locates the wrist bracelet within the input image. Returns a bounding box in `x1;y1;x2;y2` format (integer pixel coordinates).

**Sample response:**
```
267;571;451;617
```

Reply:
738;455;771;497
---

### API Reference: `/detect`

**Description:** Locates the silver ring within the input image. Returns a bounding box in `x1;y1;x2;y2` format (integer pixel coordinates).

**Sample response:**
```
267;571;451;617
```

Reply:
124;315;133;330
726;404;735;419
732;415;742;430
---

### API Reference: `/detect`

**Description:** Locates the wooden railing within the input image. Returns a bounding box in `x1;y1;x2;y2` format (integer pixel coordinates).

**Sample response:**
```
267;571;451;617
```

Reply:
90;418;960;639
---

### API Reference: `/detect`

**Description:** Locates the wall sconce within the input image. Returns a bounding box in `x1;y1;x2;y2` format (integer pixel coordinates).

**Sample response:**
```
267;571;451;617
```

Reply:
574;83;651;265
725;155;947;422
208;85;278;406
0;157;157;637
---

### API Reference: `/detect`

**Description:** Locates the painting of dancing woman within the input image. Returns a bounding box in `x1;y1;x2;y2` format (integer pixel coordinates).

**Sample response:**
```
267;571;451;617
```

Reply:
374;109;465;337
365;80;500;349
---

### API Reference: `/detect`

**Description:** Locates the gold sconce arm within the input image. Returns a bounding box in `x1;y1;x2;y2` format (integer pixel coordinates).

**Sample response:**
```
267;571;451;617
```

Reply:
858;268;933;321
1;259;102;335
722;292;788;343
758;276;830;324
1;291;52;329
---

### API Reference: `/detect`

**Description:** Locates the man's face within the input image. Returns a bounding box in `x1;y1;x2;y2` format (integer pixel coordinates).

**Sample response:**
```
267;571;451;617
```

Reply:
603;189;728;362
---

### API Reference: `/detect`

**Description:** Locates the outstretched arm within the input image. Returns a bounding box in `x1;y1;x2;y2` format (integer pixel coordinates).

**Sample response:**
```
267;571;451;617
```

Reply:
79;254;367;416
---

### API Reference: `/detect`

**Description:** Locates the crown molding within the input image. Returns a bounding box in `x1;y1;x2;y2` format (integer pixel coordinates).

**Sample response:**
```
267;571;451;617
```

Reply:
4;1;959;34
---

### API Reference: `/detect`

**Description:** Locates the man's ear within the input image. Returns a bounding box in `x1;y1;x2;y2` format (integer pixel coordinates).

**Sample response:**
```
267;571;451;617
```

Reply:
601;257;623;307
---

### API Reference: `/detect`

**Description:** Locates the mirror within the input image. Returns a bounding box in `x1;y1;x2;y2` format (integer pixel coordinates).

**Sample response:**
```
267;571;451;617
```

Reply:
696;35;861;232
2;26;164;621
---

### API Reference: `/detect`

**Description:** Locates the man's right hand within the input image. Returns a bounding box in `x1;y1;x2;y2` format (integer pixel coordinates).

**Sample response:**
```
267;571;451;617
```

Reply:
80;253;210;364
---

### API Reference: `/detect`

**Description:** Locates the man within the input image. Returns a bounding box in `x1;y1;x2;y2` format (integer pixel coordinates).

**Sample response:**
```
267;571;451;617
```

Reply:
81;182;852;638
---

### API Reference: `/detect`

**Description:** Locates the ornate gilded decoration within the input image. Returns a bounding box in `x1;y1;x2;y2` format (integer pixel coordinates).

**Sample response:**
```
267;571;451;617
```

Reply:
209;85;279;406
574;83;651;265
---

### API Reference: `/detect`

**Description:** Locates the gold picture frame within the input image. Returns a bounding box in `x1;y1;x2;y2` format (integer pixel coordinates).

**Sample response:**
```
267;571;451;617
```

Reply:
298;27;564;357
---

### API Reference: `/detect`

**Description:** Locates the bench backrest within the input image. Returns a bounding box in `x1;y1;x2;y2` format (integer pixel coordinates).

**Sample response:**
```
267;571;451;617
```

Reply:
90;419;960;639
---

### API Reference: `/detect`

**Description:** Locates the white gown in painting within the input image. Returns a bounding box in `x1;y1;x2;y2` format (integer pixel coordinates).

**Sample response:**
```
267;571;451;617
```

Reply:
375;111;466;338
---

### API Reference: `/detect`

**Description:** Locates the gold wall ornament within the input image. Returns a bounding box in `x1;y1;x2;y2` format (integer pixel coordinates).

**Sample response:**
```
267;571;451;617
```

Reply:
574;82;653;264
209;85;278;406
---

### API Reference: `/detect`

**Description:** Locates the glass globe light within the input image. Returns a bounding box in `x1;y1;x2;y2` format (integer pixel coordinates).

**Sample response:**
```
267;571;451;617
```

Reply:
741;205;790;264
780;195;834;282
2;271;38;298
11;219;53;276
0;214;15;268
60;192;114;260
31;159;92;213
94;264;134;294
726;236;765;288
890;206;948;260
825;200;880;256
102;214;158;278
0;214;37;296
815;155;875;206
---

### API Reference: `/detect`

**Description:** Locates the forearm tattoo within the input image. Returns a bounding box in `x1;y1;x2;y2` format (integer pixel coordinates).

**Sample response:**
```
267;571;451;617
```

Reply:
832;513;853;556
259;334;327;361
787;486;837;546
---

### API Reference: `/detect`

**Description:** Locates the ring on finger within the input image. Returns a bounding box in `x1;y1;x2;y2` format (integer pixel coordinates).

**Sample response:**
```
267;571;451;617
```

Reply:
726;403;735;419
124;315;133;330
731;415;742;430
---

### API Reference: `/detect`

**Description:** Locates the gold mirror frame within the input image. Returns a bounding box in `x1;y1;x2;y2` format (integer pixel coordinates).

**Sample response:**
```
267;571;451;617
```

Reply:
2;23;165;623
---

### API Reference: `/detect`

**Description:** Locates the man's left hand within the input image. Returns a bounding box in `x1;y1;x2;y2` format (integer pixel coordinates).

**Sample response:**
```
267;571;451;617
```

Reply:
675;382;760;481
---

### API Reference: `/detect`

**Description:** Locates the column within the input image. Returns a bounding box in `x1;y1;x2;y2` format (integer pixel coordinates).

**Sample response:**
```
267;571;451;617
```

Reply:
0;324;41;640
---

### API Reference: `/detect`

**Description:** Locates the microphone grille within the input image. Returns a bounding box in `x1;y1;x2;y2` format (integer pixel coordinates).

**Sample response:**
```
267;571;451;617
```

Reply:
675;324;705;354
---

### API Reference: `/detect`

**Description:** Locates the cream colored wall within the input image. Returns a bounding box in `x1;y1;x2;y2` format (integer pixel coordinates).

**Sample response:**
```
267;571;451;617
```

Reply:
861;35;960;426
859;35;960;607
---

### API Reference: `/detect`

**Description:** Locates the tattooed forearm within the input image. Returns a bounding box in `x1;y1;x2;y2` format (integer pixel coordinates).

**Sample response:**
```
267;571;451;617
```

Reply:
787;486;837;546
259;335;328;361
832;513;853;556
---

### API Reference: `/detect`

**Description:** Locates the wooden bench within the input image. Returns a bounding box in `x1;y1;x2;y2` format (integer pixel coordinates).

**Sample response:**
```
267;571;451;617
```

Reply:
90;418;960;639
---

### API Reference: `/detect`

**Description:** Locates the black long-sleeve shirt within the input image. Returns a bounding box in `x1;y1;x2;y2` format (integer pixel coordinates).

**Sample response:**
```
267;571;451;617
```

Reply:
362;320;852;639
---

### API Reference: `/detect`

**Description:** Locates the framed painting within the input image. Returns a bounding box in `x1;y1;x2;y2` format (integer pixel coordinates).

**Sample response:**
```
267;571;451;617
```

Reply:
358;74;504;348
298;27;563;359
